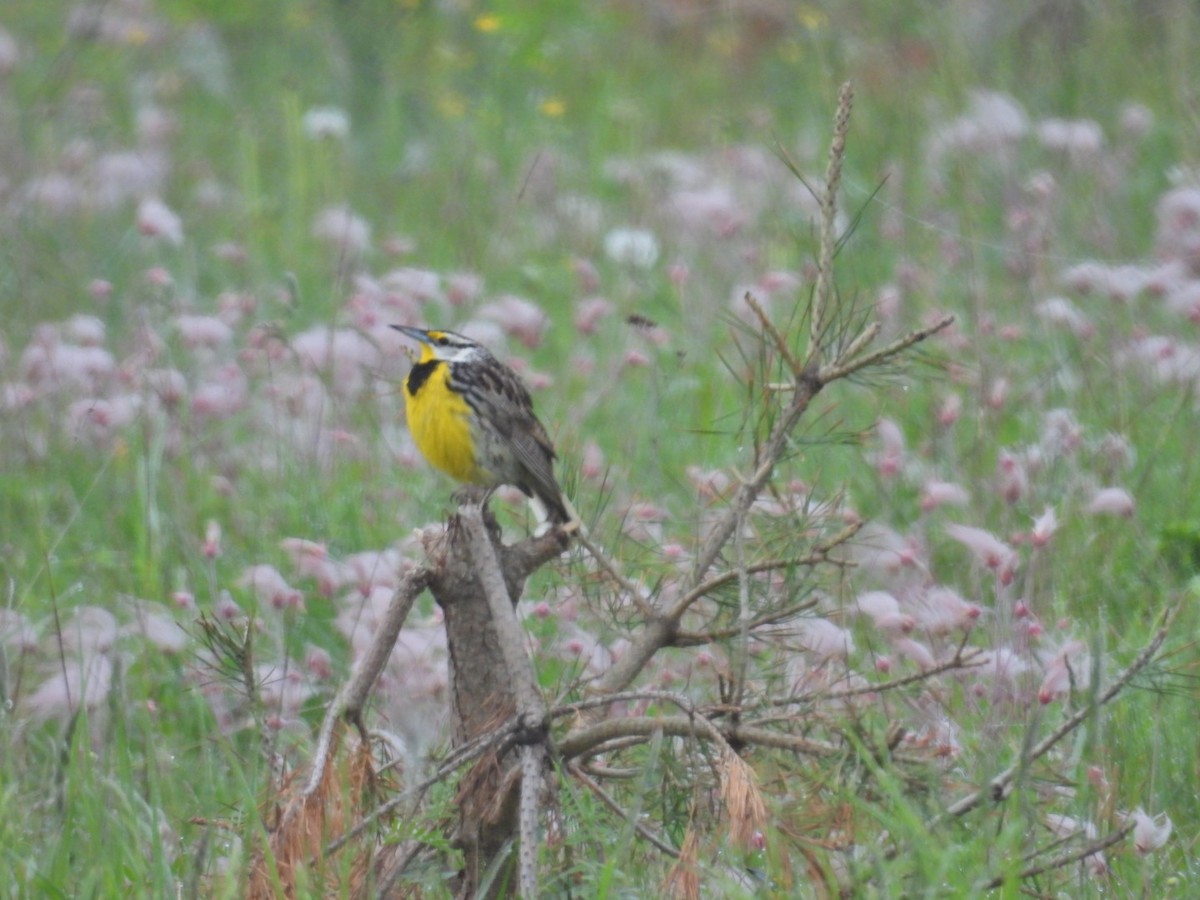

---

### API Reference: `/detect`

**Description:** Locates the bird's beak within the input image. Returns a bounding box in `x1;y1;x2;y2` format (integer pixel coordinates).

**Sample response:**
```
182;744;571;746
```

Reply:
391;324;430;345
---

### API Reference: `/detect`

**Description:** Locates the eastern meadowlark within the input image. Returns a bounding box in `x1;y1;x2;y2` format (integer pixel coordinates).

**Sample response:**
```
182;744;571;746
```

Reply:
392;325;578;529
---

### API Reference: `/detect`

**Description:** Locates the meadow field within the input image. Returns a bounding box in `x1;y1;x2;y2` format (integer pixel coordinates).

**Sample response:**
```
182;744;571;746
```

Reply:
1;0;1197;895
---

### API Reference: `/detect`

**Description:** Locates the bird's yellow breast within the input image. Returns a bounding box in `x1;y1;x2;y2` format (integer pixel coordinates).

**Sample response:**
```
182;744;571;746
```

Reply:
404;361;487;485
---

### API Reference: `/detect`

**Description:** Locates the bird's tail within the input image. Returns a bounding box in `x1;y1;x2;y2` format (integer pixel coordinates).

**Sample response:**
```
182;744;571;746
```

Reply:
531;487;585;537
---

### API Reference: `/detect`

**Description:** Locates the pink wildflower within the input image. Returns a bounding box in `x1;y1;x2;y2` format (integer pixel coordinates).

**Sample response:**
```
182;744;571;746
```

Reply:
1129;809;1172;855
570;257;601;293
1035;296;1094;337
24;653;114;722
1086;487;1134;517
936;393;962;426
912;586;983;636
854;591;915;634
920;480;970;512
1031;506;1058;547
176;314;232;349
203;519;222;559
874;418;906;478
574;296;614;334
312;205;372;258
580;440;606;480
136;197;183;246
446;271;484;306
795;618;855;661
996;450;1028;504
238;565;304;611
944;523;1017;584
477;295;548;348
890;637;936;670
1037;639;1089;704
305;644;334;680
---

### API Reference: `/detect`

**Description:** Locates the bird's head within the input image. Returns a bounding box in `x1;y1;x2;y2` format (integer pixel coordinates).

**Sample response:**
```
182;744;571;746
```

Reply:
392;325;485;364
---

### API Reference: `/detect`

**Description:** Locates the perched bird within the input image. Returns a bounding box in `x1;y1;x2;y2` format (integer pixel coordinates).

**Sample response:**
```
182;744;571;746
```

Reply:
392;325;578;529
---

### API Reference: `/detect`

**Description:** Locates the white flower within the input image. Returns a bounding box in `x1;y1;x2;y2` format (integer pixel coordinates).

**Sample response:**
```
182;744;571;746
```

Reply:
604;227;659;268
302;106;350;140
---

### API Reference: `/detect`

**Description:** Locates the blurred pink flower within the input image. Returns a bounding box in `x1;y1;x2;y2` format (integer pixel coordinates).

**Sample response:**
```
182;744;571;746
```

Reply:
580;440;606;480
312;205;372;258
937;393;962;427
170;591;196;611
305;644;334;680
1035;296;1094;337
64;314;105;346
973;646;1028;683
854;591;915;634
143;367;187;407
1086;487;1135;517
446;271;484;306
136;197;183;246
920;480;970;512
380;270;435;311
996;450;1028;504
1031;507;1058;547
570;257;601;293
1155;186;1200;273
0;609;38;651
667;183;745;237
124;606;188;653
477;295;548;348
873;418;906;478
912;586;983;636
795;618;855;661
88;278;113;300
176;314;232;349
944;523;1017;584
215;590;243;621
203;519;222;559
24;653;114;722
574;296;614;334
67;395;140;440
1035;117;1104;164
1129;808;1172;855
1037;639;1089;704
890;637;936;670
22;340;115;392
238;565;304;611
191;363;247;419
850;523;926;575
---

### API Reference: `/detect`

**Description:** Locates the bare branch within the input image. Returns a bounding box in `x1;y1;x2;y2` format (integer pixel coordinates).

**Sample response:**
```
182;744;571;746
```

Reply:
518;744;543;898
460;503;545;728
558;714;843;762
303;567;429;799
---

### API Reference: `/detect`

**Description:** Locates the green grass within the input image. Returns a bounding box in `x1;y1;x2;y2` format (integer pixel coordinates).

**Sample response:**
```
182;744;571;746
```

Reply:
1;0;1198;895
